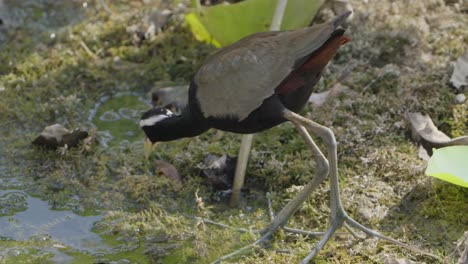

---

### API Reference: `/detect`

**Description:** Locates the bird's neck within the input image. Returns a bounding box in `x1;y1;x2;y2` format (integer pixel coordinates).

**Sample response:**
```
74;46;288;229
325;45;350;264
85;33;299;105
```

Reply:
153;108;209;142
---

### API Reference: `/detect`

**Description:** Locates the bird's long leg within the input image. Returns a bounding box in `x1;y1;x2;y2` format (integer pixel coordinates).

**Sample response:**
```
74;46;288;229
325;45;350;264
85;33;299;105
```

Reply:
213;108;438;263
281;109;440;261
230;134;254;207
282;110;343;218
266;122;330;232
211;122;329;264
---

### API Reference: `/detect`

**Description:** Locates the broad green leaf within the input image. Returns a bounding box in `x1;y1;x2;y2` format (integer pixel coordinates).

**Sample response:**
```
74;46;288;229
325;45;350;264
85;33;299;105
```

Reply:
425;146;468;187
185;0;324;47
185;12;221;47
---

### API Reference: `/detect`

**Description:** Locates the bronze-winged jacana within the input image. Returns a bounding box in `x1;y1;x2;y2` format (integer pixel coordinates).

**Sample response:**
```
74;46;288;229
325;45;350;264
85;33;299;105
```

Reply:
140;11;422;263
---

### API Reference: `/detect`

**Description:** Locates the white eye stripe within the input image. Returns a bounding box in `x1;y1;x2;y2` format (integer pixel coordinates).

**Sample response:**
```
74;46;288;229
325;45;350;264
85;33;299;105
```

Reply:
139;115;170;127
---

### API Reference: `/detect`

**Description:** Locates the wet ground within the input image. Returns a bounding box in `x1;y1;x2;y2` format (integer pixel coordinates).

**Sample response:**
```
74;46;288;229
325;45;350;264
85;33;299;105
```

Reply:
0;0;467;263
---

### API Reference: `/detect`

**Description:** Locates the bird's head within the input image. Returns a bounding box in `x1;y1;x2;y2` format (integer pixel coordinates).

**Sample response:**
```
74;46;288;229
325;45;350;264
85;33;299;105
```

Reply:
139;107;174;143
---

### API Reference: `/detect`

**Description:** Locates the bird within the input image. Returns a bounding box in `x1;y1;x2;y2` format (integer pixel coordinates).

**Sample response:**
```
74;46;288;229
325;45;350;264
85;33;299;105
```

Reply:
140;11;409;263
140;11;351;140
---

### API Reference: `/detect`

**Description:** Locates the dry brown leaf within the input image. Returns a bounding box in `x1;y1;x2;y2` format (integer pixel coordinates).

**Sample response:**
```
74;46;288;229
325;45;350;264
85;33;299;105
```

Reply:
154;160;181;182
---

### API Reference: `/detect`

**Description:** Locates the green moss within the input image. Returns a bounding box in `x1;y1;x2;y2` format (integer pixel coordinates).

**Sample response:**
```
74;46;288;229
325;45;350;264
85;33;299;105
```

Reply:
447;102;468;137
370;34;411;67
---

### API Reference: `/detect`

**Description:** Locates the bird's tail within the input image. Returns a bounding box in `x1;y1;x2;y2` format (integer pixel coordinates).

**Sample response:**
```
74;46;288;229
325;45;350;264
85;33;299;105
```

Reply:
278;11;352;60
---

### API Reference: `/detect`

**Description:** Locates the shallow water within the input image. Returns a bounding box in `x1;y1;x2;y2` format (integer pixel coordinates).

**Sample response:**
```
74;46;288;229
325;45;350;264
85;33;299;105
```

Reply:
90;93;150;147
0;0;85;30
0;190;106;253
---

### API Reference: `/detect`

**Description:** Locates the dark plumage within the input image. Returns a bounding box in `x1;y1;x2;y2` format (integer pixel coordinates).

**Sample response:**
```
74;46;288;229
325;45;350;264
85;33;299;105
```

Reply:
140;12;351;142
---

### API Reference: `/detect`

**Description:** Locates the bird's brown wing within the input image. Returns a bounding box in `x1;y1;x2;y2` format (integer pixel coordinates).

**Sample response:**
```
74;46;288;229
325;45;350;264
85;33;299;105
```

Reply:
194;12;350;121
195;32;292;121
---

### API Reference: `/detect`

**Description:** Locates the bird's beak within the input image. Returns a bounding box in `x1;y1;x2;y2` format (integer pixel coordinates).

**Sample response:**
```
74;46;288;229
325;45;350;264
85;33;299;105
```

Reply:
144;138;157;158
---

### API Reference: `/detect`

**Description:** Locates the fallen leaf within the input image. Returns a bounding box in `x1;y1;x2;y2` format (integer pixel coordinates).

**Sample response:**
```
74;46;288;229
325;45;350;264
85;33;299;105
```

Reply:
308;90;331;107
425;146;468;188
155;160;181;182
406;112;468;151
418;146;430;161
330;0;354;21
450;50;468;90
308;83;348;107
32;124;88;149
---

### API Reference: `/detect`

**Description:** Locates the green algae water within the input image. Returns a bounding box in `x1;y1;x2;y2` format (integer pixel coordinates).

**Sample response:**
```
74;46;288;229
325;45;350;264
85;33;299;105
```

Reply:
90;93;149;147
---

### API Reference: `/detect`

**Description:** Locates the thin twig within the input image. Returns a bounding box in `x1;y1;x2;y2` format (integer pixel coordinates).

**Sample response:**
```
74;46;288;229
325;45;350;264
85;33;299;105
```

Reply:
183;214;262;233
343;222;365;239
447;231;467;260
283;226;351;237
344;216;442;260
79;41;99;60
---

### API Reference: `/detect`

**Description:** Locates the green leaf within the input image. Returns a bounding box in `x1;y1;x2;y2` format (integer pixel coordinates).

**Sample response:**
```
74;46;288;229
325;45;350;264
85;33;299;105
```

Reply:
185;12;221;47
425;146;468;187
185;0;324;47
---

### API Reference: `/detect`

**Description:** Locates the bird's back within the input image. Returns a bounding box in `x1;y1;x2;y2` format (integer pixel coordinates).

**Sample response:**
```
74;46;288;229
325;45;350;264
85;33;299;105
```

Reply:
192;12;351;122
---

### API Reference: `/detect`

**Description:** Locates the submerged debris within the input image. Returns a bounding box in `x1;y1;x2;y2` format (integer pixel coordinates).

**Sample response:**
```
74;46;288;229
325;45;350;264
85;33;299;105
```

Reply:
32;124;88;149
199;154;237;191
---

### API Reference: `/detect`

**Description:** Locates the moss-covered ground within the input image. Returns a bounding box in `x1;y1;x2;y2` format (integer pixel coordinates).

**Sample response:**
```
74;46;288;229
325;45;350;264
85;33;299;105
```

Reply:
0;0;467;263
